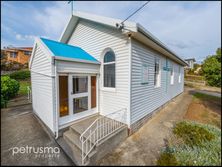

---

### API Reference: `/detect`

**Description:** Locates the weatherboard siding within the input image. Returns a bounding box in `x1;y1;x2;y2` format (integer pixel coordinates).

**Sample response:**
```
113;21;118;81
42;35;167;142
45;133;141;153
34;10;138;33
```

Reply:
67;19;130;120
31;44;55;132
131;38;184;125
57;60;100;74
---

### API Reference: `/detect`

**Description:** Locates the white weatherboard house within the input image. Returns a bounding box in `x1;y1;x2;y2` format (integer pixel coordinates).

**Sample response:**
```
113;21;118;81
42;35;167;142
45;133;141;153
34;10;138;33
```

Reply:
30;11;188;165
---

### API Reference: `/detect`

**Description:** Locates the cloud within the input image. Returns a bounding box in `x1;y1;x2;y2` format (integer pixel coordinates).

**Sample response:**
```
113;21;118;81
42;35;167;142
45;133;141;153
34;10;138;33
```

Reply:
16;34;25;41
1;24;12;33
34;1;70;38
16;34;49;41
167;40;200;49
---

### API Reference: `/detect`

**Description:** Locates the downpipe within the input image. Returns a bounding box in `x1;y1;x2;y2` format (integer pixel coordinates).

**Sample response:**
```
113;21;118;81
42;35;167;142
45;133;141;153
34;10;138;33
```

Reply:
55;60;59;139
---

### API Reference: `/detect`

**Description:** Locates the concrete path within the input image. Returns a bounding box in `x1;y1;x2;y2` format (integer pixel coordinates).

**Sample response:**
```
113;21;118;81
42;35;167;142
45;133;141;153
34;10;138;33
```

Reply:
96;90;196;166
1;101;73;166
185;81;205;86
187;89;221;97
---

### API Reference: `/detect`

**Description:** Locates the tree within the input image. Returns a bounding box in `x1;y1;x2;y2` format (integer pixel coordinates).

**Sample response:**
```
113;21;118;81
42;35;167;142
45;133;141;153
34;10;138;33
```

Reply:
201;47;221;87
1;50;7;61
193;63;200;71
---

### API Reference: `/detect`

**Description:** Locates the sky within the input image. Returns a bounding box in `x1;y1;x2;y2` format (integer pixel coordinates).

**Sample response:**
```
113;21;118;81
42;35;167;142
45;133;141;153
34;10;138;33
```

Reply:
1;1;221;64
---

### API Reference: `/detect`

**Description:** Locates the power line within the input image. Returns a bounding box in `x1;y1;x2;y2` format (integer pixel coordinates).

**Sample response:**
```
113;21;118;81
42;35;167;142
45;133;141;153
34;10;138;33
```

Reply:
121;1;150;24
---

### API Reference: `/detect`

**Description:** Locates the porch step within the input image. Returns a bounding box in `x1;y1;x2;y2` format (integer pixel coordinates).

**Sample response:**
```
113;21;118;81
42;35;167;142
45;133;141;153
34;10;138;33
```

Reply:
63;130;95;156
56;136;88;166
58;115;128;166
70;116;123;143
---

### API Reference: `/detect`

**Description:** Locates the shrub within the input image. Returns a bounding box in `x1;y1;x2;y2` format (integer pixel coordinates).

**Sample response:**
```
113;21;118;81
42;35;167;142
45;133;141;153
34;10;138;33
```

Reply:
1;95;7;108
156;150;179;166
173;121;216;147
9;69;30;79
188;84;194;88
1;60;27;71
157;121;221;166
1;76;20;101
187;69;195;75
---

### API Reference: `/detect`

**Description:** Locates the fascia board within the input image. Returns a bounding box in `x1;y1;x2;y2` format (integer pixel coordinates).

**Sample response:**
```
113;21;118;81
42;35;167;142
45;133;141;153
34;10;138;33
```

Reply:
29;37;55;69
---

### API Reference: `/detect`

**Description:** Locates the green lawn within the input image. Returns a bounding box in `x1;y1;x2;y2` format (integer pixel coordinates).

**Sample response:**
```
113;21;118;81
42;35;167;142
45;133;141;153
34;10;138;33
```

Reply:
18;81;31;95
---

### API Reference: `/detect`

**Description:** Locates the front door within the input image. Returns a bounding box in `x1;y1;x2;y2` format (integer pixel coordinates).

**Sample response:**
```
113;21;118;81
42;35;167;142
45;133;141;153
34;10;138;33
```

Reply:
59;74;98;125
69;74;91;121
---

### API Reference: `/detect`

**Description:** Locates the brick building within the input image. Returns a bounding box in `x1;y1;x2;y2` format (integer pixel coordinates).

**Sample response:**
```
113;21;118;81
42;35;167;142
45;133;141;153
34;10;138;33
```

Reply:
4;47;33;64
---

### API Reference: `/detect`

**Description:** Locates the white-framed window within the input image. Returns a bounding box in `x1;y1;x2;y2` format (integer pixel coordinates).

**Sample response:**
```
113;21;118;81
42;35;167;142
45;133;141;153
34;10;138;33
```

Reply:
154;57;160;87
10;52;17;58
103;51;115;88
24;51;31;56
179;67;181;83
170;63;174;85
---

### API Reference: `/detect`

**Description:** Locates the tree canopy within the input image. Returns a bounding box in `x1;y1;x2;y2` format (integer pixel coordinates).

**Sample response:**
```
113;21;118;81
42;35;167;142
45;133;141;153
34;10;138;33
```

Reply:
201;47;221;87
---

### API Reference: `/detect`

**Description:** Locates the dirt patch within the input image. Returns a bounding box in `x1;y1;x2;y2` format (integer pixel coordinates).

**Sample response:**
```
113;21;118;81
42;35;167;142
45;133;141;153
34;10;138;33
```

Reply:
183;94;221;129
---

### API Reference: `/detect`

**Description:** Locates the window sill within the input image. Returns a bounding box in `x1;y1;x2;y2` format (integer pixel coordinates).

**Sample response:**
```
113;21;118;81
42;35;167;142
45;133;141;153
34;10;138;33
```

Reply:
100;88;116;92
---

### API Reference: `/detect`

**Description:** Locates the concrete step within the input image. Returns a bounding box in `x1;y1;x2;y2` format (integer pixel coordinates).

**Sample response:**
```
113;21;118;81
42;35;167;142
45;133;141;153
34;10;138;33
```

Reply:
63;130;95;156
56;136;89;166
70;117;125;144
60;115;128;166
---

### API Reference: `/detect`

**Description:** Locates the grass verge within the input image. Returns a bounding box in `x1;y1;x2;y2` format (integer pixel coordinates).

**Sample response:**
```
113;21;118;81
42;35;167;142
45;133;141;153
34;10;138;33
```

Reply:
17;80;31;95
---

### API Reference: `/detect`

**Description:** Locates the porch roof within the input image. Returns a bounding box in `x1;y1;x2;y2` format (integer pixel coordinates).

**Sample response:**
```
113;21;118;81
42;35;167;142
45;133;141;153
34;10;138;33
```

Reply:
40;37;98;62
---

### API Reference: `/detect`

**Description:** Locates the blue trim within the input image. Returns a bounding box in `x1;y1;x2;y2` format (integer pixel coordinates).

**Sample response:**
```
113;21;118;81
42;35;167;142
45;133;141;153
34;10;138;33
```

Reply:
141;65;149;84
163;58;170;92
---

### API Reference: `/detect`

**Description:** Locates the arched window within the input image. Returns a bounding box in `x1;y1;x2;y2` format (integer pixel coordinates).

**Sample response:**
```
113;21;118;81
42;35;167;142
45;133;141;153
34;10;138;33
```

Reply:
103;51;115;88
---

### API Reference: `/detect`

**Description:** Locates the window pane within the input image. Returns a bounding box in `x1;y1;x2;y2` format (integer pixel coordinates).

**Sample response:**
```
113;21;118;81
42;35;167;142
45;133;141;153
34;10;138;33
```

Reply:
10;52;14;58
72;76;88;94
104;64;115;88
91;76;96;109
104;51;115;63
59;76;69;118
154;58;159;86
14;52;17;58
73;96;88;114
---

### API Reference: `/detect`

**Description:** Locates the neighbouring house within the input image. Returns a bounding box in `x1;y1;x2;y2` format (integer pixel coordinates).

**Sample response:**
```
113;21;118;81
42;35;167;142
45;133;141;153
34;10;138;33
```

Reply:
3;47;33;64
184;58;196;69
29;11;188;165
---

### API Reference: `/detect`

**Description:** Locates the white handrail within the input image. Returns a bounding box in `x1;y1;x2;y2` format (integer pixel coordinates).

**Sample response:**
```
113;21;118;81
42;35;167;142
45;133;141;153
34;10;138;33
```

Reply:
27;86;32;103
79;108;127;165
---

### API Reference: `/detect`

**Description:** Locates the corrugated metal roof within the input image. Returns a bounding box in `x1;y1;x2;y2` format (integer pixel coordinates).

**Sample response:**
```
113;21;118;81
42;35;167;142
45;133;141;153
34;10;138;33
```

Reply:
40;37;98;62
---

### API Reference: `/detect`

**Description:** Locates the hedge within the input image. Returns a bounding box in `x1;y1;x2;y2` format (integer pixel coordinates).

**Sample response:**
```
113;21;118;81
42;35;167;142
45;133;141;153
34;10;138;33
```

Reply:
1;76;20;107
9;69;30;79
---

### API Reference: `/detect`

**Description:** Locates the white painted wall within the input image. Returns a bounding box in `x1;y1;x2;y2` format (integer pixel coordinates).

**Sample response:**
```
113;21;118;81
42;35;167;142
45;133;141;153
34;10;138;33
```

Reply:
131;38;184;125
31;44;55;132
57;60;100;74
67;19;130;124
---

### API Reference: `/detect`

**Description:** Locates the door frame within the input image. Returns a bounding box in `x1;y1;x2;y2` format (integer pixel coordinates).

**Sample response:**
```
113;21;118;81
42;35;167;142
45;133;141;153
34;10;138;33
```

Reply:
58;73;99;126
